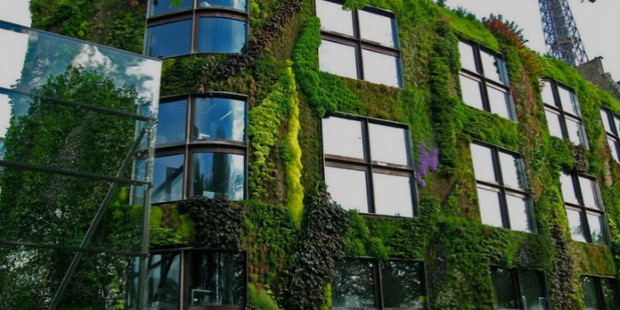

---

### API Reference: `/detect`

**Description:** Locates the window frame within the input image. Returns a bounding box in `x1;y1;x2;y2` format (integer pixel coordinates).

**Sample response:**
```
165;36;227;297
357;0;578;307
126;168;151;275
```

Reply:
332;257;429;310
580;275;620;310
541;79;589;148
458;39;516;121
489;266;549;310
321;112;418;217
470;140;535;233
316;0;404;88
145;1;249;58
152;92;249;204
146;247;249;309
600;108;620;162
560;172;610;245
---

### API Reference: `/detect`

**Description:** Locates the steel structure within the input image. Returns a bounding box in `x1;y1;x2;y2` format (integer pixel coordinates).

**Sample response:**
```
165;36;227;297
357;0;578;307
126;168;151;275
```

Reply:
539;0;588;66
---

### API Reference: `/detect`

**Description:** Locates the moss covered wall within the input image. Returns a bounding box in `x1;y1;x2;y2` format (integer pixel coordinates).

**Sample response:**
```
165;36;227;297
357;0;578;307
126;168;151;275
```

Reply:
30;0;620;308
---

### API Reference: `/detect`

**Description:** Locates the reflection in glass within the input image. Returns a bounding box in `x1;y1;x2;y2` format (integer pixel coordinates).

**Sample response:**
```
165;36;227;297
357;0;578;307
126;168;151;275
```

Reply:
458;41;476;72
319;40;358;79
358;10;396;47
157;100;187;145
601;278;620;309
506;193;532;233
491;267;518;309
519;270;547;310
194;97;245;142
579;176;601;210
566;209;586;242
369;123;408;166
480;51;505;84
382;261;425;308
558;86;579;116
0;94;10;138
192;153;244;200
149;0;193;16
460;74;484;111
477;186;503;228
325;167;368;212
373;173;413;217
600;110;612;133
322;117;364;159
198;0;247;10
540;81;555;106
153;155;185;203
147;253;181;308
487;85;512;120
565;116;585;146
471;144;496;182
146;20;192;58
614;115;620;136
332;259;376;308
188;252;246;306
315;0;354;36
581;276;600;310
499;152;522;189
362;49;400;87
198;17;246;53
560;173;579;205
0;139;5;160
544;108;563;139
608;138;619;162
587;213;606;245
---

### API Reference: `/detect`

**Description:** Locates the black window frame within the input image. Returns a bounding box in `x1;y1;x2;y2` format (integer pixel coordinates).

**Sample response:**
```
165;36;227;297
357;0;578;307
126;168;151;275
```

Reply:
541;79;589;148
321;112;418;217
316;0;404;88
150;92;249;204
145;0;249;58
580;275;620;310
470;140;536;233
560;172;609;245
600;108;620;162
489;266;549;310
332;257;428;310
458;39;516;121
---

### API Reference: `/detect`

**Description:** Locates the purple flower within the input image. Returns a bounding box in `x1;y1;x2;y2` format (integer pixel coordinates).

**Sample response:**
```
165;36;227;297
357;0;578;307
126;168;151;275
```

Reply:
415;143;439;187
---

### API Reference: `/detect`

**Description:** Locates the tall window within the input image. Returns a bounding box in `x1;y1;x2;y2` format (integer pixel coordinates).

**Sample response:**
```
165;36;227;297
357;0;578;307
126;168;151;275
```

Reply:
322;114;417;217
458;40;515;120
0;137;5;160
145;0;248;58
581;276;620;310
490;267;548;310
145;249;247;309
332;258;427;309
470;142;534;232
600;108;620;162
559;172;608;244
143;93;247;204
541;80;588;147
316;0;403;88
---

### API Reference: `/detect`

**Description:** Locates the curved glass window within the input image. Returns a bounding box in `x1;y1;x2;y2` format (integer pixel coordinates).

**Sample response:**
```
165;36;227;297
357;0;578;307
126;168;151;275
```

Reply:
146;20;192;58
198;17;247;53
157;99;187;145
152;154;185;204
198;0;247;10
149;0;193;16
192;152;244;200
194;97;245;142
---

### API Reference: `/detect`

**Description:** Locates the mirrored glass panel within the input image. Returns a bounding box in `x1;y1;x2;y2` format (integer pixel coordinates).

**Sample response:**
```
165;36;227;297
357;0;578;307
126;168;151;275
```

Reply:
566;208;586;242
540;81;555;106
315;0;354;36
332;259;377;308
369;123;408;166
373;173;414;217
187;251;246;306
197;0;247;10
579;176;601;210
519;270;547;310
191;152;244;200
197;17;246;53
194;97;245;142
587;213;606;245
477;186;503;228
458;41;476;72
147;253;181;308
319;40;358;80
147;20;192;58
544;108;563;138
460;75;484;111
480;51;504;84
157;99;187;145
362;49;400;87
560;173;579;205
581;276;601;310
471;144;496;183
153;154;185;203
358;10;396;47
506;193;532;233
325;166;368;212
499;152;523;189
149;0;193;16
381;261;425;308
491;267;518;309
488;85;512;120
322;117;364;159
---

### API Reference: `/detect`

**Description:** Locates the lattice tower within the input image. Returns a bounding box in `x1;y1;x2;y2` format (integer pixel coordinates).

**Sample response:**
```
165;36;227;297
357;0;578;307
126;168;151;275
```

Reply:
539;0;588;66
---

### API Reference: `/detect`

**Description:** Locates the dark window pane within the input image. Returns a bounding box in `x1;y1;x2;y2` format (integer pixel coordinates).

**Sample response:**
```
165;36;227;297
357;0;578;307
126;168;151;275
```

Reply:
149;0;193;17
192;152;245;200
460;74;484;111
193;97;245;142
325;166;369;212
491;267;519;309
319;40;358;79
197;17;246;53
458;41;477;72
544;108;563;139
322;116;365;159
519;270;547;310
581;276;601;310
188;252;246;306
146;20;192;58
477;186;503;228
316;0;354;36
368;123;409;166
147;253;181;308
471;143;496;183
587;213;606;245
601;278;620;309
153;154;185;203
197;0;247;11
0;139;5;160
332;259;377;308
157;100;187;145
372;173;414;217
358;10;396;47
566;208;586;242
487;85;513;120
362;49;401;87
382;261;425;308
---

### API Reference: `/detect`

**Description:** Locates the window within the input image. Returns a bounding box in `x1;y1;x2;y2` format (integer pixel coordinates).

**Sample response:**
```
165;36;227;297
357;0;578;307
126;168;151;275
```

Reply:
541;80;588;147
581;276;620;310
145;0;248;58
600;108;620;162
332;258;427;309
146;93;247;204
316;0;403;88
322;114;417;217
0;138;5;160
145;249;247;309
458;40;515;120
559;172;608;244
490;267;548;310
470;142;534;232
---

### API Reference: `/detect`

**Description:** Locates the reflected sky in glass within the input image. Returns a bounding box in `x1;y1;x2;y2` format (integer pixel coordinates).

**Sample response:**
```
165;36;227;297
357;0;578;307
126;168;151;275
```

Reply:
560;173;579;205
197;17;246;53
358;10;395;47
471;144;496;183
458;41;476;72
156;99;187;145
373;173;413;217
153;154;185;203
557;86;579;115
566;208;586;242
194;97;245;142
480;51;503;84
149;0;193;16
600;110;612;132
325;166;368;212
565;116;584;146
459;74;483;110
319;40;358;80
587;213;605;244
544;108;563;139
198;0;247;11
322;116;364;159
506;193;531;232
147;19;192;58
499;152;522;189
608;138;619;162
362;49;400;87
0;93;10;138
316;0;354;36
477;186;503;228
369;123;408;166
540;81;555;106
192;152;245;200
487;85;512;120
579;176;600;210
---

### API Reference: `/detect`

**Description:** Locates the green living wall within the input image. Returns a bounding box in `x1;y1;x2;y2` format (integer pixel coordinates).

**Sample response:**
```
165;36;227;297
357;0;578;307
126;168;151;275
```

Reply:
29;0;620;309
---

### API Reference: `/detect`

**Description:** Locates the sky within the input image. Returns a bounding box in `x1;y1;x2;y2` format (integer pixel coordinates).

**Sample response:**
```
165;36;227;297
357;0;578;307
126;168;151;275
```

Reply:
446;0;620;83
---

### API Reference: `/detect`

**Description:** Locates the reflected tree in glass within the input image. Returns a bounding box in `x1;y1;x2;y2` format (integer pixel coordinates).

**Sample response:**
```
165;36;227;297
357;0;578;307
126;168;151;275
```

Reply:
332;259;376;308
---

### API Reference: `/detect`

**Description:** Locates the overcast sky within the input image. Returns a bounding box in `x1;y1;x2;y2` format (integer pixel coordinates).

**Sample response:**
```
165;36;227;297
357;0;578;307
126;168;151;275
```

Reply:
446;0;620;82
